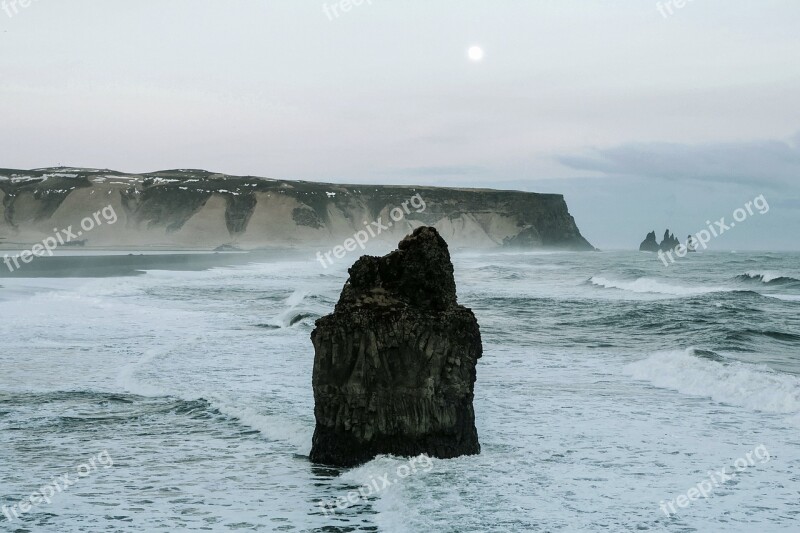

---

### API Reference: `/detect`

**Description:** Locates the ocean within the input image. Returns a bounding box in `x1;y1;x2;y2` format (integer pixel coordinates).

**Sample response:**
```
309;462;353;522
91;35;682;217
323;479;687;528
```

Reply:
1;249;798;532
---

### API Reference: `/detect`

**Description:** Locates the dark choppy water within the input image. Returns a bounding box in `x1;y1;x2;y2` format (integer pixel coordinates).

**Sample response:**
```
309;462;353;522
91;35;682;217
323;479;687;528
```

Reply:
1;250;799;531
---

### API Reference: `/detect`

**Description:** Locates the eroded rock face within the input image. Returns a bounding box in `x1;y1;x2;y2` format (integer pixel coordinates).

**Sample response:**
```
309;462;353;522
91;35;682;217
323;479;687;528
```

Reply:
310;226;482;466
639;229;682;252
660;230;680;251
639;230;660;252
0;167;594;251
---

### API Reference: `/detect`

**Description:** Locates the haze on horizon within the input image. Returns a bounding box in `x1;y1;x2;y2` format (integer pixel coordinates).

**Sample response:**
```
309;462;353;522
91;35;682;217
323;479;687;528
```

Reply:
1;0;798;250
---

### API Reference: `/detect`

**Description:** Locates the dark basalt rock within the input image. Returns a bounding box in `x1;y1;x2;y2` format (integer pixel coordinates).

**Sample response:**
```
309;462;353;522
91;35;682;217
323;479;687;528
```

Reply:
309;226;482;467
686;234;697;252
660;230;680;252
639;229;681;252
0;174;92;227
292;206;324;229
223;193;257;235
639;230;659;252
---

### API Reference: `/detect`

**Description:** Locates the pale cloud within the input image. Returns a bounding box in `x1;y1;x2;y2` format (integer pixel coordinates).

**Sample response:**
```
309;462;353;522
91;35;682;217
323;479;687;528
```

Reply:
556;134;800;187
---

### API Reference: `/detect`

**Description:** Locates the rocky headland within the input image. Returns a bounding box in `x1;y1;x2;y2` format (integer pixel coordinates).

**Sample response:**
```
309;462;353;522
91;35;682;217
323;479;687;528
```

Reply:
0;168;593;251
309;226;482;466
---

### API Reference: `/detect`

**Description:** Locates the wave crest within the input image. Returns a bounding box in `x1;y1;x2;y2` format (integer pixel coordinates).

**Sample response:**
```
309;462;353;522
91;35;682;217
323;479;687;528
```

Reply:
589;276;727;296
736;271;800;285
624;348;800;414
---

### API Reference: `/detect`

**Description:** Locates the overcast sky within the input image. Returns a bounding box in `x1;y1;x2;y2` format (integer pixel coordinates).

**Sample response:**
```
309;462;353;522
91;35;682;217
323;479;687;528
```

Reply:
1;1;798;249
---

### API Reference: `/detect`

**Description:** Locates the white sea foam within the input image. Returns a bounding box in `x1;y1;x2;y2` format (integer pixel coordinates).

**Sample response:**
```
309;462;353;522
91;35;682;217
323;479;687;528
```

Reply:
3;251;799;531
766;294;800;302
284;289;310;307
624;348;800;414
744;271;789;283
209;400;313;453
115;343;315;452
267;289;325;328
116;348;168;397
589;276;726;296
340;455;437;532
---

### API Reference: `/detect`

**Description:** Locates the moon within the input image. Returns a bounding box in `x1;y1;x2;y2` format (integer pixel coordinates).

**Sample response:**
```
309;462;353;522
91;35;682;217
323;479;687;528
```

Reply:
468;46;484;62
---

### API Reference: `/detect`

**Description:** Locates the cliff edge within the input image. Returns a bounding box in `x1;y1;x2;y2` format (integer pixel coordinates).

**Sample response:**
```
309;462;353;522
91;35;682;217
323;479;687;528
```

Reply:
0;168;594;251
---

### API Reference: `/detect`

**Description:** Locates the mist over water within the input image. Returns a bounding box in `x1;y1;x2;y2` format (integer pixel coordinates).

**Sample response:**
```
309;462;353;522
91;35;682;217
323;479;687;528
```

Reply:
1;250;799;531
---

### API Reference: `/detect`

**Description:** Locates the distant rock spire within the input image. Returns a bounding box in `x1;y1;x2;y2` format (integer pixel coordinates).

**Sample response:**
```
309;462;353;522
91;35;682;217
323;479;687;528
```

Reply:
638;229;682;252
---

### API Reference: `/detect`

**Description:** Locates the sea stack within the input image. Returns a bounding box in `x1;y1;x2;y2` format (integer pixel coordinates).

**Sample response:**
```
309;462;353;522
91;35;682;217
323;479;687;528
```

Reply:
660;230;680;251
638;229;681;252
639;231;660;252
309;226;482;467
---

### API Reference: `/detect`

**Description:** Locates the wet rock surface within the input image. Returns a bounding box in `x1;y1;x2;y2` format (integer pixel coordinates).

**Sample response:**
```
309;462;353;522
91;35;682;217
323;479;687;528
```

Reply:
639;230;660;252
310;226;482;466
639;229;681;252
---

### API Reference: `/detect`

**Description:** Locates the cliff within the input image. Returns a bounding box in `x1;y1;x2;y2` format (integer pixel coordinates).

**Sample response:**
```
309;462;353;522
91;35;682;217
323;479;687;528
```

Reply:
310;226;481;466
0;168;594;251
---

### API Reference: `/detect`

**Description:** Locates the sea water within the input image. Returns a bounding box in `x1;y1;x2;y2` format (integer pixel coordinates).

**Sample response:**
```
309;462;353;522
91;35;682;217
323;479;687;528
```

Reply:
1;250;798;531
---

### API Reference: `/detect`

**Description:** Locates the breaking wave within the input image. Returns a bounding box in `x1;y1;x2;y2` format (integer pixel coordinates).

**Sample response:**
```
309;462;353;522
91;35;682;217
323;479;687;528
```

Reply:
262;289;324;328
624;348;800;414
588;276;728;296
735;271;800;286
